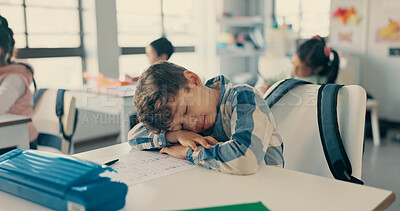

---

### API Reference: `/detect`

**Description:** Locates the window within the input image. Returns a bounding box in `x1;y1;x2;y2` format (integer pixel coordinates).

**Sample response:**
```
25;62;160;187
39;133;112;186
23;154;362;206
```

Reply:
0;0;26;48
0;0;85;89
116;0;199;78
163;0;197;46
275;0;331;39
116;0;161;47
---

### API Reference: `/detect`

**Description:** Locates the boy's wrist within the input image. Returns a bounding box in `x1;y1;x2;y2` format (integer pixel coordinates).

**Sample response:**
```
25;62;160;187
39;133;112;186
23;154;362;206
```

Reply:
165;131;179;143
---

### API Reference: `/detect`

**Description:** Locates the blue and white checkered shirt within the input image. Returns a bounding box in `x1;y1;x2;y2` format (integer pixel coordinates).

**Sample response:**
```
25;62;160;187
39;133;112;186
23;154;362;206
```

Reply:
128;75;284;175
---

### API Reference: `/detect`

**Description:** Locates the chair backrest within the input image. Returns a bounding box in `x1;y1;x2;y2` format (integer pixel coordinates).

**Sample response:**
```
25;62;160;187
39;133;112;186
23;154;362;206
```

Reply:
32;89;77;154
264;81;366;179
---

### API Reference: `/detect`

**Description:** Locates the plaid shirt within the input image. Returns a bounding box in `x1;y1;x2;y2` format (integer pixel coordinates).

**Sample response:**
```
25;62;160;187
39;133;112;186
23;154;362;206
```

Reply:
128;75;284;175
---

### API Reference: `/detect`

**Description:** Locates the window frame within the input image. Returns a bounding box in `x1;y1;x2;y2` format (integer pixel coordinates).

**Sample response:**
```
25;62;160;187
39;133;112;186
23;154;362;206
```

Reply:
273;0;331;39
119;0;196;56
14;0;86;72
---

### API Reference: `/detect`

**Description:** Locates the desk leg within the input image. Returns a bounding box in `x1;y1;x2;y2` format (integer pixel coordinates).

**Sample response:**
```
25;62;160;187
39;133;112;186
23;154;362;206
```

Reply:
119;97;136;143
119;105;129;143
371;107;381;146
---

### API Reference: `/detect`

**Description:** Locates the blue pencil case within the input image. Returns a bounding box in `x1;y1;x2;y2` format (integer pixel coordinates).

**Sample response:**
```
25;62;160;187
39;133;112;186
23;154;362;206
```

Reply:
0;149;128;211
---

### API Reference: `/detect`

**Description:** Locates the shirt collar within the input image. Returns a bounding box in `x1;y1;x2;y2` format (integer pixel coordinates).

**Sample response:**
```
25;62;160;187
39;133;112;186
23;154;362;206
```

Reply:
205;75;231;106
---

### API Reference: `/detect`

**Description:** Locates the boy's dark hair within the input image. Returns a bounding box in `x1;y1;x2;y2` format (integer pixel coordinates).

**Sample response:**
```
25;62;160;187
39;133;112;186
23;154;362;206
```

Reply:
0;15;15;64
134;61;188;133
150;37;174;60
297;35;340;84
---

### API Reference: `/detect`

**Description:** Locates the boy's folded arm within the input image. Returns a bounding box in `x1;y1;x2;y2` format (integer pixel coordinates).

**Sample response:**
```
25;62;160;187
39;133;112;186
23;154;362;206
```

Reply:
128;123;173;150
186;90;281;175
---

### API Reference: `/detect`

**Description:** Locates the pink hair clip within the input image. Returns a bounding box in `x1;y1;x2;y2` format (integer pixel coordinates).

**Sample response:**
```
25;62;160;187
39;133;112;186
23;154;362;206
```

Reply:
324;46;332;57
311;35;322;41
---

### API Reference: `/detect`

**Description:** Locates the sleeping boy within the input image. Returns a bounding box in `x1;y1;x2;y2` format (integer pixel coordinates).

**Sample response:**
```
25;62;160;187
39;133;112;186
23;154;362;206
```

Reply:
128;61;283;175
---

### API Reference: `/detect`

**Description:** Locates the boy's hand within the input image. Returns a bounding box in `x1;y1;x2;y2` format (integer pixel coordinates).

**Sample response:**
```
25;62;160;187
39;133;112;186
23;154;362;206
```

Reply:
173;130;218;152
160;144;190;160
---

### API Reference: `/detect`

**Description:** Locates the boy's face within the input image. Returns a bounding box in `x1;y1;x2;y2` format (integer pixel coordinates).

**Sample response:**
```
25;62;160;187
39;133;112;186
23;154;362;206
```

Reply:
146;45;165;65
167;71;220;133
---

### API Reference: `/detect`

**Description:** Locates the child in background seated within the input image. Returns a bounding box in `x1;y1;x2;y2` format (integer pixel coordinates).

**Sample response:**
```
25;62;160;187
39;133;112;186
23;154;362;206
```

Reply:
256;35;340;93
0;15;38;151
125;37;174;82
145;37;174;64
128;61;283;175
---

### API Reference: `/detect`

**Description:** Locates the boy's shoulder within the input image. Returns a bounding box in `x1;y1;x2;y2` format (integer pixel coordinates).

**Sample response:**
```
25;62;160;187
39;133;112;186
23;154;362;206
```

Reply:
222;83;263;105
206;75;263;104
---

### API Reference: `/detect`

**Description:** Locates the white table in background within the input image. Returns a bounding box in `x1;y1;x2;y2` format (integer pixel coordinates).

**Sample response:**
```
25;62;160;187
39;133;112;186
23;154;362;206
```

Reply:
0;143;395;210
70;85;136;143
0;114;30;150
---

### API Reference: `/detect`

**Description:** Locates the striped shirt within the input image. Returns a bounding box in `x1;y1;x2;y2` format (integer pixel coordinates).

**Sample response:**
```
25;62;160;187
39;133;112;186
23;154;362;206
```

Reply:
128;75;284;175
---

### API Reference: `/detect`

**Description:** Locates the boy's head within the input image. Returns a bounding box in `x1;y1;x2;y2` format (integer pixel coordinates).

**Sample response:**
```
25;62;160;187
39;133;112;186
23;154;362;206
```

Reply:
146;37;174;64
134;61;219;134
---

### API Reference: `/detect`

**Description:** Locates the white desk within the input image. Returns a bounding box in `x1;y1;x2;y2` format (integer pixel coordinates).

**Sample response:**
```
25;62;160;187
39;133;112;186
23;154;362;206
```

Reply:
0;143;395;210
70;86;136;143
78;143;395;211
0;114;30;149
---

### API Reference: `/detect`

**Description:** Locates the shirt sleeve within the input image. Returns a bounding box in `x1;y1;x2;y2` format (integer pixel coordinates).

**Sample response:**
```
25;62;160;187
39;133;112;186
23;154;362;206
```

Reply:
0;74;26;115
128;122;173;150
186;86;282;175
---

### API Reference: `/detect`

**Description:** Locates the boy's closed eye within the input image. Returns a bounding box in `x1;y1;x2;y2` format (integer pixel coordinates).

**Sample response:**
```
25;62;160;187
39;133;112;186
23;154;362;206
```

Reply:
179;105;189;130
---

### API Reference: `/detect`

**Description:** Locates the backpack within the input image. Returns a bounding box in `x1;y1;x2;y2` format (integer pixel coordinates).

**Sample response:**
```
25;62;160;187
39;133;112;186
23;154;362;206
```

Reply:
265;79;364;184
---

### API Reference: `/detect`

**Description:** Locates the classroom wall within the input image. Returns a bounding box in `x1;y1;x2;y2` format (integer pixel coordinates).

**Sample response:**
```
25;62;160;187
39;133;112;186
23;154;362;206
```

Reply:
362;0;400;122
331;0;400;122
94;0;120;78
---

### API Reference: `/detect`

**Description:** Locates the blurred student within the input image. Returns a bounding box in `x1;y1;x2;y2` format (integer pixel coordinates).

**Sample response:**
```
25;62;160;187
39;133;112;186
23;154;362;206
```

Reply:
145;37;174;64
125;37;174;82
256;35;340;94
0;15;38;151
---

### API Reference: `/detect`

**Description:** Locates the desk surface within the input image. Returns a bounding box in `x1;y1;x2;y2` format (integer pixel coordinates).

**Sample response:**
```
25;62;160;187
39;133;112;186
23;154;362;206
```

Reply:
0;113;31;127
0;143;395;211
74;143;395;211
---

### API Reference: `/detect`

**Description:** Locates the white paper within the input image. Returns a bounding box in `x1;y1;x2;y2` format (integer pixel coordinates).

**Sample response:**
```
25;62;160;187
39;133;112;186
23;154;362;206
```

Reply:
97;151;196;186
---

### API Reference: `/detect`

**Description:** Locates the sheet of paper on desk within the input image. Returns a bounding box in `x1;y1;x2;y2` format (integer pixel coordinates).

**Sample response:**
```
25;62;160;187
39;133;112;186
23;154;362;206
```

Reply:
97;151;196;186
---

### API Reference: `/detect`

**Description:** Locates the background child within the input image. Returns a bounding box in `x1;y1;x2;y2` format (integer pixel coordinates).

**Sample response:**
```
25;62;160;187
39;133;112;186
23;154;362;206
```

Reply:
125;37;174;82
256;35;340;93
0;15;38;152
145;37;174;64
128;61;283;175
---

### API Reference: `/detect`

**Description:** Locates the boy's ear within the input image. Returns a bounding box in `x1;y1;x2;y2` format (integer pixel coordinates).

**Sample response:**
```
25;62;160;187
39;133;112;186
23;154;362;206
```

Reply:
183;70;202;86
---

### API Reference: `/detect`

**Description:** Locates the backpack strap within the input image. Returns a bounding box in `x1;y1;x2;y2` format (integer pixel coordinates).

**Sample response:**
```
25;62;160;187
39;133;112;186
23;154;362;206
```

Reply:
17;62;37;92
265;79;312;108
56;89;78;153
317;84;364;185
33;88;47;107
